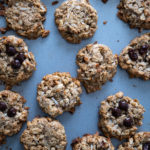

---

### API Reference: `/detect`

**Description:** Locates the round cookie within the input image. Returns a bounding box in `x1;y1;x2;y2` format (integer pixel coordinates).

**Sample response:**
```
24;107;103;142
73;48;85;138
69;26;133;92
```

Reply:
0;90;28;145
0;36;36;88
118;132;150;150
99;92;145;140
117;0;150;29
37;72;82;118
76;42;118;93
5;0;49;39
119;33;150;80
20;117;67;150
71;132;114;150
55;0;98;43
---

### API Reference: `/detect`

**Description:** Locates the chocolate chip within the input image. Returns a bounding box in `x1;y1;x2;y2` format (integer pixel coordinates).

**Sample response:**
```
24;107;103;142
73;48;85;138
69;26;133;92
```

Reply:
143;142;150;150
16;53;25;63
123;117;133;127
112;108;121;117
7;107;16;117
119;100;128;111
11;59;21;69
0;101;7;112
128;49;138;61
6;45;17;56
139;45;148;55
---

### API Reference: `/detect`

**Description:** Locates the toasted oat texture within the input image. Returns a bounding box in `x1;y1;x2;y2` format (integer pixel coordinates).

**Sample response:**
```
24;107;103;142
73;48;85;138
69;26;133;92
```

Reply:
119;33;150;80
37;72;82;118
118;132;150;150
20;117;67;150
0;36;36;88
55;0;98;43
71;132;114;150
0;90;28;145
99;92;145;140
117;0;150;29
76;43;118;93
5;0;49;39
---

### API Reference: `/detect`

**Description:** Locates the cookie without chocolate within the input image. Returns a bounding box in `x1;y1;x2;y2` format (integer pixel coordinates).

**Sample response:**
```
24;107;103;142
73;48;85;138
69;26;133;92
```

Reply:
5;0;49;39
119;33;150;80
117;0;150;30
99;92;145;140
118;132;150;150
0;36;36;89
76;42;118;93
71;132;114;150
55;0;98;43
0;90;28;145
37;72;82;118
20;117;67;150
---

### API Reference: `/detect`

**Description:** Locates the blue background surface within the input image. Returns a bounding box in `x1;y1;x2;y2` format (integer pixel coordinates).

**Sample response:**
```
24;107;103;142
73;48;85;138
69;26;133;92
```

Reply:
0;0;150;149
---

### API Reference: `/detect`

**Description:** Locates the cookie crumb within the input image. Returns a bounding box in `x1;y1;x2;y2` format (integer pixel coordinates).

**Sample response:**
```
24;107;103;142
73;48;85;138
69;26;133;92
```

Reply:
41;30;50;38
117;40;120;42
0;27;9;34
52;1;59;5
101;0;108;3
103;21;107;24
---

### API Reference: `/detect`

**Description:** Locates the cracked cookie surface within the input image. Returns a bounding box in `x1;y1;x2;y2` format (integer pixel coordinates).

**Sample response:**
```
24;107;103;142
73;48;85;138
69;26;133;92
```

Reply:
20;117;67;150
117;0;150;29
0;36;36;88
99;92;145;140
5;0;49;39
119;33;150;80
0;90;28;145
76;43;118;93
55;0;98;43
118;132;150;150
37;72;82;118
71;132;114;150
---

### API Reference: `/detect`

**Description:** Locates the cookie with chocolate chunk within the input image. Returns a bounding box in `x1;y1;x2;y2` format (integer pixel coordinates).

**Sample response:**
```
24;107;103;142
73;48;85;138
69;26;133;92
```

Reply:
0;36;36;89
0;90;28;145
5;0;49;39
20;117;67;150
99;92;145;140
118;132;150;150
119;33;150;80
76;42;118;93
72;132;114;150
37;72;82;118
117;0;150;29
55;0;98;43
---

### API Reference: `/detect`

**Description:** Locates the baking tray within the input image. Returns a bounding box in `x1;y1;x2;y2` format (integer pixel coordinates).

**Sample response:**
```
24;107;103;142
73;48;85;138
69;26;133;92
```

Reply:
0;0;150;149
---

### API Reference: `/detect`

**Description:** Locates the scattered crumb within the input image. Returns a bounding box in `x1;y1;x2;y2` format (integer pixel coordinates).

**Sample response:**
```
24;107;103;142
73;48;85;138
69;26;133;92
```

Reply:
138;28;142;33
94;41;98;44
0;27;9;34
117;40;120;42
41;30;50;38
0;10;4;16
101;0;108;3
9;148;12;150
52;1;59;5
103;21;107;25
132;84;136;87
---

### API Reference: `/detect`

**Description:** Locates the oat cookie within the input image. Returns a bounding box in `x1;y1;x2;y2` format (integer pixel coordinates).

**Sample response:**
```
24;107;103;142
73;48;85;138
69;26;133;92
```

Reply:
0;90;28;145
118;132;150;150
76;42;118;93
55;0;98;43
0;36;36;88
5;0;49;39
20;117;67;150
119;33;150;80
37;72;82;118
71;132;114;150
99;92;145;140
117;0;150;30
